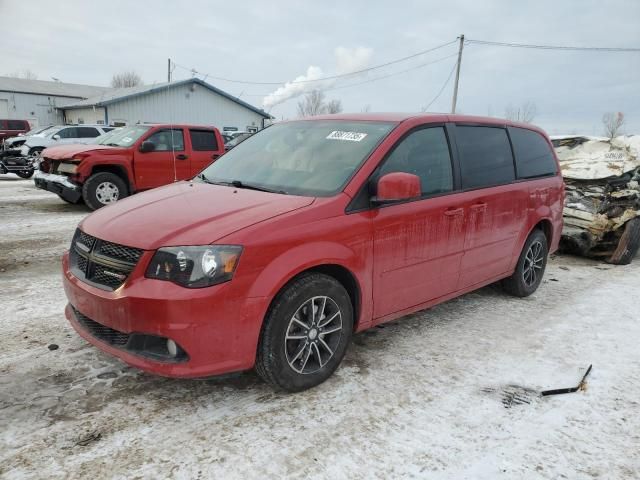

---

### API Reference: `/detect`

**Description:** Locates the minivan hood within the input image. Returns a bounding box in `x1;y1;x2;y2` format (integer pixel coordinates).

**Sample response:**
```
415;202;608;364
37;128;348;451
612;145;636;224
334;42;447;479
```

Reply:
42;144;119;159
80;181;315;250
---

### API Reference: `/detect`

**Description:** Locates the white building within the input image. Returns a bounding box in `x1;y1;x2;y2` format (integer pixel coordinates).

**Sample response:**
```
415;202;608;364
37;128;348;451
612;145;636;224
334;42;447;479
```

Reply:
0;76;110;127
0;77;271;132
62;79;271;132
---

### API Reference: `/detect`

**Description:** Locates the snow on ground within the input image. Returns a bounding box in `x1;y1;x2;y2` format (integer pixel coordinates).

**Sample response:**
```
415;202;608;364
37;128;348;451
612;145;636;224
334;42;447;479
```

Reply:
1;175;639;479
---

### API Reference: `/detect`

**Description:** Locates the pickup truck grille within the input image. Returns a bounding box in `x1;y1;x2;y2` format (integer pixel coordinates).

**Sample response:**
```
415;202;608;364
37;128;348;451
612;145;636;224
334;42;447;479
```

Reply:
69;228;144;291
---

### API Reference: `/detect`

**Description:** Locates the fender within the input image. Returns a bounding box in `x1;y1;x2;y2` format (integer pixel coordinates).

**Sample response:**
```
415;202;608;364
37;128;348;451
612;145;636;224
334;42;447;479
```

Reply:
76;153;135;187
246;240;373;330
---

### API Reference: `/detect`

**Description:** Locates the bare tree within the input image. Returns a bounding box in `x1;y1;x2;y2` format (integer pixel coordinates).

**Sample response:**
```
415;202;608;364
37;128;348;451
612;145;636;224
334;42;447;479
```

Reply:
602;112;625;138
7;69;38;80
296;90;343;117
505;101;537;123
111;71;142;88
325;99;343;114
297;90;326;117
361;104;371;113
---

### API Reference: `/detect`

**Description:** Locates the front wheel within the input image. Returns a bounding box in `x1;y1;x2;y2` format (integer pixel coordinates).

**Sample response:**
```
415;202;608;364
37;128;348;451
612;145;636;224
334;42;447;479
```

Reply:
502;229;548;297
82;172;128;210
256;273;353;392
16;170;34;179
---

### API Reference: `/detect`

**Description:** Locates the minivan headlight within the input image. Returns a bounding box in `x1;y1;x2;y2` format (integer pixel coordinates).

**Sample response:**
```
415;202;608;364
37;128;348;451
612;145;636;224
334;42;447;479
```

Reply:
145;245;242;288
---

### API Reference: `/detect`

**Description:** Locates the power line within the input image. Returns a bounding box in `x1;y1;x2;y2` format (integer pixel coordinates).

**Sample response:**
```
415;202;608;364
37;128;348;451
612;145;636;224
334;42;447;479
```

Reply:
243;52;459;98
466;39;640;52
172;39;458;86
422;60;459;112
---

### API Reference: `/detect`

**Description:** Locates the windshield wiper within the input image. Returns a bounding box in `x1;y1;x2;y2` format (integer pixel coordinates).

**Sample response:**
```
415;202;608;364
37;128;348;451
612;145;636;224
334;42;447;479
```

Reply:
230;180;287;194
196;173;213;184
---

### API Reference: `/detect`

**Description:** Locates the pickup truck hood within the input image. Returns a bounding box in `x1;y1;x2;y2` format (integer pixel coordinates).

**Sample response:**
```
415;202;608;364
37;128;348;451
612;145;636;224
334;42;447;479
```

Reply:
80;181;315;250
42;144;120;159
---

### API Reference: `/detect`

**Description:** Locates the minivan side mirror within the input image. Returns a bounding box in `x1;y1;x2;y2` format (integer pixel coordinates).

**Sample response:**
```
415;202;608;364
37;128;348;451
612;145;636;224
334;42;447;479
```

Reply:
372;172;421;205
52;134;61;140
139;140;155;153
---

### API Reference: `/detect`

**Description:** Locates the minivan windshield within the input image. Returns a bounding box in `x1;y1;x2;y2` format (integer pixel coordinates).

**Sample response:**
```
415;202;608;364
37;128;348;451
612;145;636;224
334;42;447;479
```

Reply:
199;120;395;196
96;125;151;147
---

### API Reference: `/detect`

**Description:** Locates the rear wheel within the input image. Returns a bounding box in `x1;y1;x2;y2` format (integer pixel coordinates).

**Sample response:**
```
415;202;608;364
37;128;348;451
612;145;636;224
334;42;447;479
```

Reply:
82;172;128;210
502;229;548;297
256;273;353;392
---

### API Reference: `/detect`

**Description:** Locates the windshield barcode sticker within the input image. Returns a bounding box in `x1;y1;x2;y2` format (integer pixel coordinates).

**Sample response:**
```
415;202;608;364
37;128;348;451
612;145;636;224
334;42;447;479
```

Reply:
326;131;368;142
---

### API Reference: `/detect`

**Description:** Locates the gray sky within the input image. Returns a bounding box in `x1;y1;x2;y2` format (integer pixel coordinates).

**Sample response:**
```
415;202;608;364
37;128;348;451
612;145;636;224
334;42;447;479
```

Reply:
2;0;638;134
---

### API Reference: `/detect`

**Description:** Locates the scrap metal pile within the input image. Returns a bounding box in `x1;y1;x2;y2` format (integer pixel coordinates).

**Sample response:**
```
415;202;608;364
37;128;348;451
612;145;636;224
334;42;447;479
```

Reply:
553;135;640;264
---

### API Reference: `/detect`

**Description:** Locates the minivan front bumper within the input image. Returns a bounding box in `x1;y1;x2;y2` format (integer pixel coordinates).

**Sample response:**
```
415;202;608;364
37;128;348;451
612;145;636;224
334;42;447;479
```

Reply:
62;251;267;378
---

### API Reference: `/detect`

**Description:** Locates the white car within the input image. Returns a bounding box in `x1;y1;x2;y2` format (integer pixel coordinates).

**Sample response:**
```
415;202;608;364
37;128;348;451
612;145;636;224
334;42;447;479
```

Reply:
18;125;114;157
2;125;56;151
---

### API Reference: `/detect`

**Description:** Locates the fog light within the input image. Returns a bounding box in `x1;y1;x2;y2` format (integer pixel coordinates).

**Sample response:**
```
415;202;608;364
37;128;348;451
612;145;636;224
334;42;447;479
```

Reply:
166;339;178;357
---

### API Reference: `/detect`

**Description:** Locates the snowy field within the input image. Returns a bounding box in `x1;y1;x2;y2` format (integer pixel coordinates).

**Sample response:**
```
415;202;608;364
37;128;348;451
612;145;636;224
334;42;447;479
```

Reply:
1;174;639;479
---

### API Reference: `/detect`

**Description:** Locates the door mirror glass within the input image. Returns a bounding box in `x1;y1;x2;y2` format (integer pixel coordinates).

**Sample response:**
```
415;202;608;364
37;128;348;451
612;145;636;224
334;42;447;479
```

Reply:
139;140;156;153
373;172;421;204
52;134;61;140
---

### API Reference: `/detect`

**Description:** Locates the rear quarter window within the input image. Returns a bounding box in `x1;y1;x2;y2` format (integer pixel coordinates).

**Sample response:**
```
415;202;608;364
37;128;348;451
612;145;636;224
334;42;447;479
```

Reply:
455;126;515;189
509;127;557;178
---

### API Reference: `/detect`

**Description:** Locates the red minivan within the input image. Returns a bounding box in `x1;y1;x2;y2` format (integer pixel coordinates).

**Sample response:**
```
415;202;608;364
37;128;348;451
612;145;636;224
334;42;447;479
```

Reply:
62;114;564;391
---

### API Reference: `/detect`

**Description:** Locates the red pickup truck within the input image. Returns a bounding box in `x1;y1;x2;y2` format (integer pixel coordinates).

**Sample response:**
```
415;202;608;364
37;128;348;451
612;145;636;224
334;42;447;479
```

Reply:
35;124;225;210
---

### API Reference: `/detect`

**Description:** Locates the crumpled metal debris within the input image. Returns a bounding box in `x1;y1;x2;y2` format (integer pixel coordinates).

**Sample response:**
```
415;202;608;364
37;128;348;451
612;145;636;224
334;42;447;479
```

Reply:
553;135;640;263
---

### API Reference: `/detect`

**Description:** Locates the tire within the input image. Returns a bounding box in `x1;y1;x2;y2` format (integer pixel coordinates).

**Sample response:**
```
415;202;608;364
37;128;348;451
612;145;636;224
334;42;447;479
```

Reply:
607;218;640;265
256;273;353;392
82;172;128;211
502;229;548;297
28;147;44;157
16;170;34;179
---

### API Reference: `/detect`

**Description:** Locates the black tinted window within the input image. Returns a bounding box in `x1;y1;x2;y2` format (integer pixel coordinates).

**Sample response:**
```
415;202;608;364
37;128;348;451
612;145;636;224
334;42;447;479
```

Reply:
379;127;453;196
77;127;100;138
146;129;185;151
509;127;557;178
7;120;26;130
57;127;78;139
189;129;218;151
456;126;515;189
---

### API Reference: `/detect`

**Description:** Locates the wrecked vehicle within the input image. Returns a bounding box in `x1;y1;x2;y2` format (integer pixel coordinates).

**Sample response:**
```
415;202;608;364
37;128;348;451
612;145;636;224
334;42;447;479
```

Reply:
553;135;640;264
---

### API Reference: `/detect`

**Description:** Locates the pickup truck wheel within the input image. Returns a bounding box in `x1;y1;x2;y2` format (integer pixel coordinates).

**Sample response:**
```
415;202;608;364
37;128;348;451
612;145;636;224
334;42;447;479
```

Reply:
256;273;353;392
502;229;548;297
82;172;128;210
607;218;640;265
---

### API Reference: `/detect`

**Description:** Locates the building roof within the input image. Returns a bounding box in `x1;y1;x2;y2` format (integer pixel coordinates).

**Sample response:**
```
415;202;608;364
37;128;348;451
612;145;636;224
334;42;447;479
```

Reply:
0;76;111;99
62;78;272;119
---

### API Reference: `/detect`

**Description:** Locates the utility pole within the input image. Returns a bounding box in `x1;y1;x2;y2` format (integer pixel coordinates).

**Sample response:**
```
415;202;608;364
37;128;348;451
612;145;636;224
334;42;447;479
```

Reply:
167;58;172;83
451;34;464;114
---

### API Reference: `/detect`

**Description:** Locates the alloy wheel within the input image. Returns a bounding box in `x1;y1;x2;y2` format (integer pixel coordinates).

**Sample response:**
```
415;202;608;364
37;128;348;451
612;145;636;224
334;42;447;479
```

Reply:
95;181;120;204
523;240;544;287
285;296;343;374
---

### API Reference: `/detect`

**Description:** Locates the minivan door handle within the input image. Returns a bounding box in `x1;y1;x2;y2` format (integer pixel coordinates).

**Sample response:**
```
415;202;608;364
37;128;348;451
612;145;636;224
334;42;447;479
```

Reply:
444;207;464;217
176;154;189;160
211;153;221;160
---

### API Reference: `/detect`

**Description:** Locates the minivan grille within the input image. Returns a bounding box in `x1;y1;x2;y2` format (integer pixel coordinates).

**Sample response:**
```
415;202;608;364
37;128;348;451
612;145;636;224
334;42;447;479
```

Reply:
69;229;143;291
